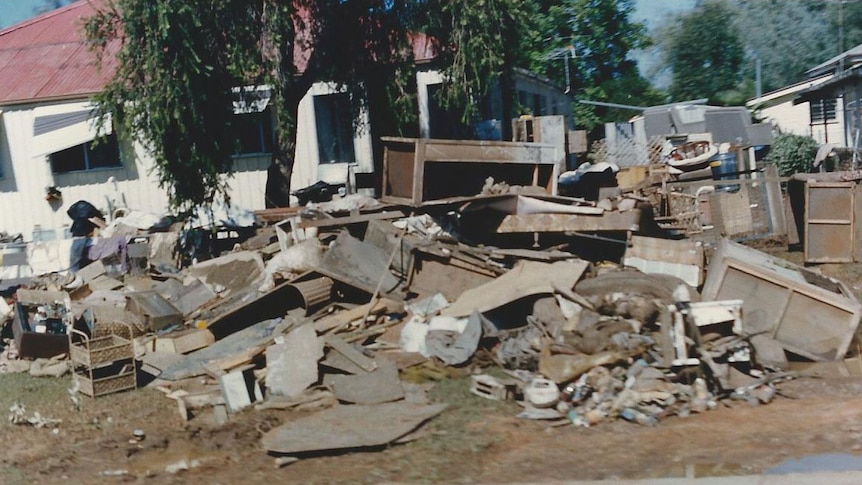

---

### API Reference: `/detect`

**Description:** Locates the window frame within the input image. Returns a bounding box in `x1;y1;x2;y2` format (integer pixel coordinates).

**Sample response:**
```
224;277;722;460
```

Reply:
48;132;122;175
232;107;274;157
313;92;356;165
810;98;838;124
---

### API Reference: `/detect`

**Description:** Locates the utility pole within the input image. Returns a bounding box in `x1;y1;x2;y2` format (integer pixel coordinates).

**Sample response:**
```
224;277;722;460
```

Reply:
840;0;845;57
755;57;762;99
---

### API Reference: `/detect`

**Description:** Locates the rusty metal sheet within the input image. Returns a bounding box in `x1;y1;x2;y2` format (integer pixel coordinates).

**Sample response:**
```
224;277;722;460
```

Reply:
805;181;855;263
496;209;641;233
261;402;447;455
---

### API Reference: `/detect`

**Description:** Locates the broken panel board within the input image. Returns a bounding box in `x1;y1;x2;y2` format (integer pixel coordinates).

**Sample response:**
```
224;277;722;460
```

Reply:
702;239;862;361
623;235;704;288
408;250;497;301
261;402;447;455
496;209;641;233
381;137;559;206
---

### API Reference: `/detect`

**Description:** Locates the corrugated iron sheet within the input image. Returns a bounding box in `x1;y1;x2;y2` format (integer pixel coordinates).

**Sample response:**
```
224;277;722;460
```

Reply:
0;0;116;105
0;0;435;105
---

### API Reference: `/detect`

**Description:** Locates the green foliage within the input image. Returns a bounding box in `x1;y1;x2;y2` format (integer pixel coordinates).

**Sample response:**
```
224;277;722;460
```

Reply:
86;0;422;209
87;0;651;208
422;0;539;125
85;0;261;211
826;0;862;56
529;0;661;131
765;133;819;177
664;0;744;103
734;0;833;94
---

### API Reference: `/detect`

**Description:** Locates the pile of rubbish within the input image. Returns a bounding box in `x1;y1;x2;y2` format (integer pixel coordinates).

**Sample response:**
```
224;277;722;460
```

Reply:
0;177;858;462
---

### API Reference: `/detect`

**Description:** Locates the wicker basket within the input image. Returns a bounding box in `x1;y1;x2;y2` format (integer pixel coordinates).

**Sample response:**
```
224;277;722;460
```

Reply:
69;322;136;397
69;323;134;367
73;362;136;397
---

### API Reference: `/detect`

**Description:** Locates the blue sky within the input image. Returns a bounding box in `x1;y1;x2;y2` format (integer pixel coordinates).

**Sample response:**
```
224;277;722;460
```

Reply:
0;0;52;30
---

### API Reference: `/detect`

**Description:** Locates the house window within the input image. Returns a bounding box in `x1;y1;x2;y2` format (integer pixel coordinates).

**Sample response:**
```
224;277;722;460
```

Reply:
314;93;355;164
811;99;837;124
234;107;273;155
49;133;121;174
517;90;545;116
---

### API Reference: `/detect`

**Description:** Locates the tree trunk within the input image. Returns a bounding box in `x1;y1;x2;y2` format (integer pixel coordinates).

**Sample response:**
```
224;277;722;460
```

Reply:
265;90;302;208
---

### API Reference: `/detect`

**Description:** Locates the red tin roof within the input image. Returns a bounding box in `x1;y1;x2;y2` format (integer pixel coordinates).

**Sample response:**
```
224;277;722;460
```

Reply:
0;0;117;106
0;0;436;107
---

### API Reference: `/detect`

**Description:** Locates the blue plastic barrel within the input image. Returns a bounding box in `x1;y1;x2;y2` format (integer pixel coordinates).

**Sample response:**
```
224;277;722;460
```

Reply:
710;152;739;192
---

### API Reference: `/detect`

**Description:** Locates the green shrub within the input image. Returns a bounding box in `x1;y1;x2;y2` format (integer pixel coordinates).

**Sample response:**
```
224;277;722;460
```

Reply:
765;133;819;176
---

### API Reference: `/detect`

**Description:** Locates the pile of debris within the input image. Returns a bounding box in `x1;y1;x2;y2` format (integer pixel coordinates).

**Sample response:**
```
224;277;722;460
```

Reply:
1;160;860;463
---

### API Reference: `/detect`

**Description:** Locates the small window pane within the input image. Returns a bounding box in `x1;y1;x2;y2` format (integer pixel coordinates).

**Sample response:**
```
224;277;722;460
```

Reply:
49;133;121;173
235;109;273;155
87;134;121;169
50;145;86;173
314;93;355;164
811;99;837;123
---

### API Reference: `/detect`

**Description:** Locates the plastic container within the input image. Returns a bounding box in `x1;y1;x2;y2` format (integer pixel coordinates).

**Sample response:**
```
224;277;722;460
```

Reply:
524;378;560;408
709;152;739;192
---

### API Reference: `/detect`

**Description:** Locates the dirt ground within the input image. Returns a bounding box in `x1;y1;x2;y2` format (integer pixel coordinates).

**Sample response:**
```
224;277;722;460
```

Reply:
4;246;862;485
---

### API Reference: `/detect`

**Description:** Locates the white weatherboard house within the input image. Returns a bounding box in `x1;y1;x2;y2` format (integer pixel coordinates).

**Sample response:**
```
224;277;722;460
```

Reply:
746;75;844;145
0;1;571;242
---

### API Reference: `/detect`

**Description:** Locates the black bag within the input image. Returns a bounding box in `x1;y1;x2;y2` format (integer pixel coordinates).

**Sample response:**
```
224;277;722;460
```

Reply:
67;200;103;237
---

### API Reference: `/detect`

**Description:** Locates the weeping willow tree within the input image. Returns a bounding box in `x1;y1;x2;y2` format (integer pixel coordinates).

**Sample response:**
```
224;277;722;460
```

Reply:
85;0;553;210
420;0;539;138
85;0;422;210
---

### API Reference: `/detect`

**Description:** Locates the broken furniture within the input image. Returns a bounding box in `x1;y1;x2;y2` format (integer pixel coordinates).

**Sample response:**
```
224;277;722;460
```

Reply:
11;289;73;359
512;115;570;172
668;299;746;367
655;164;786;242
702;239;862;361
69;320;136;397
125;291;183;332
381;137;560;206
787;171;862;264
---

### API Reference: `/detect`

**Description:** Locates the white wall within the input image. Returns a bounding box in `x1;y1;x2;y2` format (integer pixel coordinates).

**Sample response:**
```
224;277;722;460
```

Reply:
293;82;374;190
0;81;374;241
0;102;171;241
760;98;845;145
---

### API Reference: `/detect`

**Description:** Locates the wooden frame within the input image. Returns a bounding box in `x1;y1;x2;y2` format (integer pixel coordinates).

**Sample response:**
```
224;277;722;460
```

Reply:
703;239;862;361
381;137;560;206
